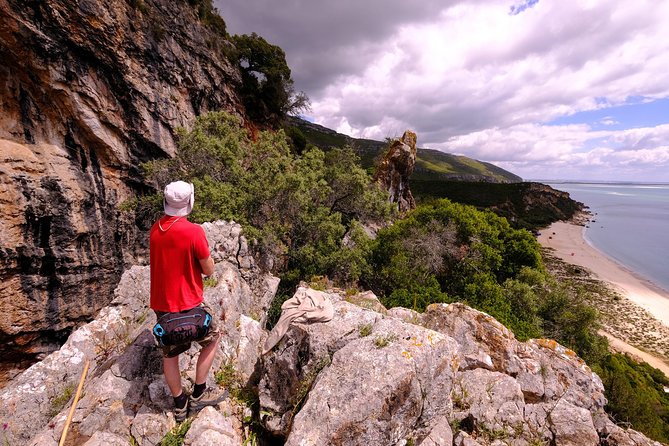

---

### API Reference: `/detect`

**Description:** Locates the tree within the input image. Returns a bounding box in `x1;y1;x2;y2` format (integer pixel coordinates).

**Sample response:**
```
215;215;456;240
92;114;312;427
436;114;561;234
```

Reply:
231;33;309;126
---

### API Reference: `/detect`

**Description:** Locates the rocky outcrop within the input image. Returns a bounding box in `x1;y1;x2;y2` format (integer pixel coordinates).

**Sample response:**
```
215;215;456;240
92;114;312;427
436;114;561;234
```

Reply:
0;221;278;445
374;130;417;213
0;0;245;377
260;293;661;446
0;235;660;445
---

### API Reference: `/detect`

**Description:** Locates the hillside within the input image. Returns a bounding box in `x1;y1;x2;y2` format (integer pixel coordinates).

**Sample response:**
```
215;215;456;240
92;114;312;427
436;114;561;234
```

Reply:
288;117;580;230
411;180;584;230
288;117;522;183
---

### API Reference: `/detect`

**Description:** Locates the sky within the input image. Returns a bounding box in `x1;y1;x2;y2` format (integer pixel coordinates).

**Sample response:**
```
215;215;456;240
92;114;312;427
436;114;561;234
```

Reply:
216;0;669;182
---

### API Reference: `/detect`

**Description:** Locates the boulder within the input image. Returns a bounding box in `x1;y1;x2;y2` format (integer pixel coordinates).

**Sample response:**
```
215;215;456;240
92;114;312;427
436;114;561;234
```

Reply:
3;273;664;446
183;405;243;446
548;399;599;446
263;298;661;446
284;316;459;445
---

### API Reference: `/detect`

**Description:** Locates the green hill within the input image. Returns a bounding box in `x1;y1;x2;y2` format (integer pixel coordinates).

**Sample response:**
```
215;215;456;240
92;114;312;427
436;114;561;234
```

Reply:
288;117;522;183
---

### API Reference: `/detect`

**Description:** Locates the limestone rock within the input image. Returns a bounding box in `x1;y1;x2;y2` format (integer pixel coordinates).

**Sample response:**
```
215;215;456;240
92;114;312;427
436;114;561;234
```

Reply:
259;296;385;436
130;407;172;446
549;399;599;446
235;315;267;386
374;130;418;213
82;431;129;446
264;298;660;446
452;369;525;432
2;272;664;446
183;406;243;446
419;416;454;446
284;316;459;446
422;302;515;372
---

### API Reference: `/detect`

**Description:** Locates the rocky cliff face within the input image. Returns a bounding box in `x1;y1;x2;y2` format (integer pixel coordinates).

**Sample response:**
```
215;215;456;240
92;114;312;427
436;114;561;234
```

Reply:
0;225;659;445
374;130;417;213
0;0;245;375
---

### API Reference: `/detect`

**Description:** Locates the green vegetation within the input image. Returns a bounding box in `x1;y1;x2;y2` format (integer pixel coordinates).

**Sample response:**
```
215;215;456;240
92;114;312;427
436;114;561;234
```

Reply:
203;276;218;288
594;354;669;442
373;333;396;348
413;150;521;182
48;384;74;417
292;356;331;414
287;117;521;182
159;419;192;446
367;199;545;340
135;112;392;287
411;181;582;230
230;34;308;126
186;0;227;35
358;323;373;337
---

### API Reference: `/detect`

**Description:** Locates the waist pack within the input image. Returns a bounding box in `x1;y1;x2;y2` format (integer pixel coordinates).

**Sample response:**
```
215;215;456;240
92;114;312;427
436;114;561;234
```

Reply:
153;307;212;347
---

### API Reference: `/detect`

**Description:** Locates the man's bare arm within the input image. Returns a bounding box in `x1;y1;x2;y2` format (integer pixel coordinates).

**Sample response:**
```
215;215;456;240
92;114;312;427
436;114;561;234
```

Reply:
199;256;214;276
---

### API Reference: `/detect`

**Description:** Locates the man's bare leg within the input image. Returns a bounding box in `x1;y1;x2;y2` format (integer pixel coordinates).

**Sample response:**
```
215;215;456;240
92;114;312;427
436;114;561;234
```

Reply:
195;334;221;385
163;355;183;396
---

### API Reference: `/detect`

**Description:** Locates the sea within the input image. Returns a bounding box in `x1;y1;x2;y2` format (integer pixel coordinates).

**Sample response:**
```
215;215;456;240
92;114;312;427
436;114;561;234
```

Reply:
545;182;669;293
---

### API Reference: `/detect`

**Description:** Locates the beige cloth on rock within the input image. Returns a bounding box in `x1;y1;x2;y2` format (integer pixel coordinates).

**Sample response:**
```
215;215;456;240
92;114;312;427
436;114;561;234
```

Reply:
262;287;334;354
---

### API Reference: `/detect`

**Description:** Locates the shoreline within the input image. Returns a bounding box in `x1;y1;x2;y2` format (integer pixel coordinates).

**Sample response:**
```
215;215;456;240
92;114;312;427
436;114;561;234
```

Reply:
538;220;669;328
538;219;669;374
581;227;669;297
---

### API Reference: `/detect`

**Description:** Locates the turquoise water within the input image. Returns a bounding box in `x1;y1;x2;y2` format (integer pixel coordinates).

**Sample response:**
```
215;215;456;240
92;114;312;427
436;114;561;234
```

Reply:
546;183;669;293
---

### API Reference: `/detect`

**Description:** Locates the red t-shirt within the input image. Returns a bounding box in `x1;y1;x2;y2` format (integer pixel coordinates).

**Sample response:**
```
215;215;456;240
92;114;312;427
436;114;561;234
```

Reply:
149;216;211;312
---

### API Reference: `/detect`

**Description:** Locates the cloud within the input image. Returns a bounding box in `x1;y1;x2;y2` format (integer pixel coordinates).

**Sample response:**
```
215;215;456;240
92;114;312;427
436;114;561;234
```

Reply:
217;0;669;181
444;123;669;180
217;0;448;91
599;117;619;126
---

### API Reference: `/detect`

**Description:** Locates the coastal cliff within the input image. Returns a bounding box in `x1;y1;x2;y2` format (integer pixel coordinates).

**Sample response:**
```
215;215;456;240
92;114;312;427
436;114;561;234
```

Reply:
0;222;659;445
0;0;245;374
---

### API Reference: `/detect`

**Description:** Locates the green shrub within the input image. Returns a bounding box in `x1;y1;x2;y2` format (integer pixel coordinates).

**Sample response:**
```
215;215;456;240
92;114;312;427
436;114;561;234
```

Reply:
367;198;545;336
134;112;391;287
593;354;669;443
381;277;450;313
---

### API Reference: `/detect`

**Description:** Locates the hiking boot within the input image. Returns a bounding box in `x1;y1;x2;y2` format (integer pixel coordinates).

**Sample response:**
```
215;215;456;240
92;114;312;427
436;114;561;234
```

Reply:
173;384;192;423
189;387;228;413
174;400;189;423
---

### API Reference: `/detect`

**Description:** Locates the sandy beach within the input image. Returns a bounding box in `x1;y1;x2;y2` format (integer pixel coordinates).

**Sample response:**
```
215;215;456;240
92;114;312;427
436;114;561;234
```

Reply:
538;220;669;376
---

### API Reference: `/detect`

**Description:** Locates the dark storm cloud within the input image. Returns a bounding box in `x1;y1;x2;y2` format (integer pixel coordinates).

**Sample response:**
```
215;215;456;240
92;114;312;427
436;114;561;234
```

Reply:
215;0;449;93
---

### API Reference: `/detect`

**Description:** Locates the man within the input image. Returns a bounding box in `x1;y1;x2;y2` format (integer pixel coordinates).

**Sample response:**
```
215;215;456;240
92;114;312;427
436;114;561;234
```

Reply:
150;180;225;422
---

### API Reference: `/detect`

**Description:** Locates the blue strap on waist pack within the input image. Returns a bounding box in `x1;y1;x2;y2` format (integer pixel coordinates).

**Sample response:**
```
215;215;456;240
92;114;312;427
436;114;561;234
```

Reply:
153;307;212;346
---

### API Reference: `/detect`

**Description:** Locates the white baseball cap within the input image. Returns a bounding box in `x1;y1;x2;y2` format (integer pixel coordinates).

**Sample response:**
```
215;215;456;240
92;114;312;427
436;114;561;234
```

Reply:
163;181;194;216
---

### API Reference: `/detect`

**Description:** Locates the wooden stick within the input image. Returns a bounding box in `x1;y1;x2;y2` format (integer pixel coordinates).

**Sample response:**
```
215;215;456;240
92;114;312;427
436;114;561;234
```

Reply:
58;359;90;446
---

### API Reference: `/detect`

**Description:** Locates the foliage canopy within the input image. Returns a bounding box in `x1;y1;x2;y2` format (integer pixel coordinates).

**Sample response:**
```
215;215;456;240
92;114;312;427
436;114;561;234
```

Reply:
138;111;392;282
231;33;309;126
